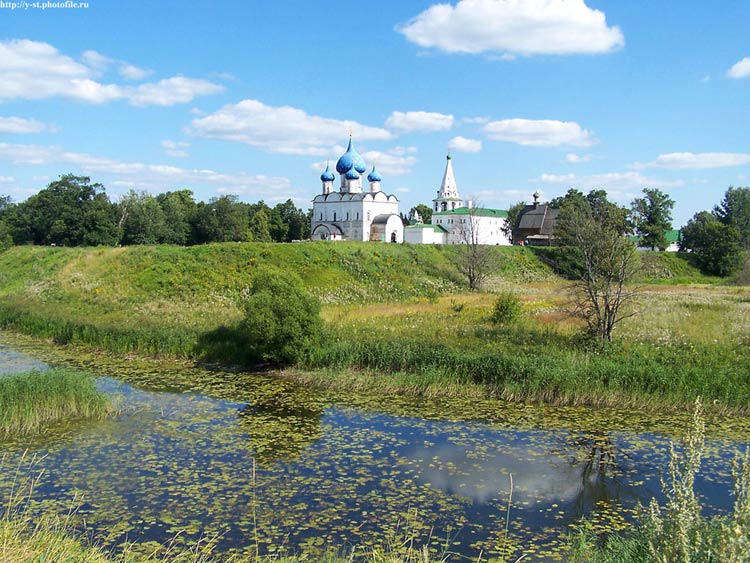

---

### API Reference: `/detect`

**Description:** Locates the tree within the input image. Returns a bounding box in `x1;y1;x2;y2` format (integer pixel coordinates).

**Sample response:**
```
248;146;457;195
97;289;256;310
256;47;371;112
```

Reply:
556;192;639;341
249;209;273;242
193;195;250;243
271;199;309;241
9;174;119;246
714;186;750;250
631;188;675;250
156;190;196;245
118;190;167;245
0;195;13;250
502;201;526;244
410;204;433;225
455;206;497;290
680;211;742;276
238;269;323;365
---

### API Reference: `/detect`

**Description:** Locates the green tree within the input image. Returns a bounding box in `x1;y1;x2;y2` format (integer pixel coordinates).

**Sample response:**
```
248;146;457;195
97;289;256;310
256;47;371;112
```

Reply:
249;209;273;242
502;200;526;244
193;195;250;243
0;195;13;250
410;204;433;225
118;190;167;245
272;199;309;241
239;269;323;365
9;174;119;246
556;192;639;341
156;190;196;245
631;188;675;250
714;186;750;250
680;211;742;276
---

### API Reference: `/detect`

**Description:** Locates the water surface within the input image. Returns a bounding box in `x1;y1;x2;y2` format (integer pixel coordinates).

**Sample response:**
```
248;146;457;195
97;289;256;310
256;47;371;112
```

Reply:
1;333;747;561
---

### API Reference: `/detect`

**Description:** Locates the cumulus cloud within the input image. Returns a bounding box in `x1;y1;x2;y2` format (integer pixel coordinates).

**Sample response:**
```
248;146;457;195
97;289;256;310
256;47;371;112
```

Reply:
312;146;418;177
537;171;684;192
484;118;595;147
448;136;482;152
190;99;393;155
0;116;54;134
0;142;292;197
727;57;750;79
385;110;454;132
0;39;221;106
161;140;191;158
634;152;750;170
565;152;594;163
397;0;624;56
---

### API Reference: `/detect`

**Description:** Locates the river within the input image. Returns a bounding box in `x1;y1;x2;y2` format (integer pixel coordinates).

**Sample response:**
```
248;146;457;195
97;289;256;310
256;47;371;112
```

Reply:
1;332;748;561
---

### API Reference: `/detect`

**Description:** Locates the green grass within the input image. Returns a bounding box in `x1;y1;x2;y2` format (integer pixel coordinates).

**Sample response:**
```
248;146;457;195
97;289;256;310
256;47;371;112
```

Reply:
0;369;111;436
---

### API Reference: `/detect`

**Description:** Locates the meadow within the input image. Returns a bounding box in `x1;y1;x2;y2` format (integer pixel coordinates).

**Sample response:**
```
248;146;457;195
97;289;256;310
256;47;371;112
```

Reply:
0;243;747;411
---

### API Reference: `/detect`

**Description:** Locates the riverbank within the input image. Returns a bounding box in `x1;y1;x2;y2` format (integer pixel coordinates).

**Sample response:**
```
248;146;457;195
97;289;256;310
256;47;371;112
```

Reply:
0;243;747;413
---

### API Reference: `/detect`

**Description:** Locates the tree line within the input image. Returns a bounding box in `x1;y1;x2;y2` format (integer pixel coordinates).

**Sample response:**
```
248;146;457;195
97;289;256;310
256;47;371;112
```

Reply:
501;185;750;279
0;174;311;249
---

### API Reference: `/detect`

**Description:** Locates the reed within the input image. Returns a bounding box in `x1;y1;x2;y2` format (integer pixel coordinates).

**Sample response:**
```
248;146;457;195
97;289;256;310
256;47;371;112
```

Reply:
0;369;111;437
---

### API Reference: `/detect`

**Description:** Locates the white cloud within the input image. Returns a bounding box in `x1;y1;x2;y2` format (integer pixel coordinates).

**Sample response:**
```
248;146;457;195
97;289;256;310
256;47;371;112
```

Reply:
397;0;624;56
0;39;222;106
537;171;684;192
119;63;151;81
565;152;594;163
635;152;750;170
727;57;750;79
0;142;292;197
484;118;595;147
385;110;454;132
312;146;418;177
129;77;224;106
161;140;191;158
0;176;14;183
0;116;54;134
448;136;482;152
190;99;393;155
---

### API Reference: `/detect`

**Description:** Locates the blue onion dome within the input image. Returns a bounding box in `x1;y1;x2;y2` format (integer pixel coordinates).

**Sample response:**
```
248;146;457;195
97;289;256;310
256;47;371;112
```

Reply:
320;163;335;182
345;167;360;180
336;137;367;174
367;165;382;183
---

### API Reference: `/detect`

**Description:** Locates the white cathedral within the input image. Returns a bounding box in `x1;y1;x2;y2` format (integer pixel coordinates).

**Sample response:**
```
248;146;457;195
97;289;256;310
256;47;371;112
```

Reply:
311;138;509;246
310;137;404;243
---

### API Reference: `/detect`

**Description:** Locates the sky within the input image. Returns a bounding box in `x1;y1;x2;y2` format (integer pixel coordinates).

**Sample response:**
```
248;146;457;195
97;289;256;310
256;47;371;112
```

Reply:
0;0;748;228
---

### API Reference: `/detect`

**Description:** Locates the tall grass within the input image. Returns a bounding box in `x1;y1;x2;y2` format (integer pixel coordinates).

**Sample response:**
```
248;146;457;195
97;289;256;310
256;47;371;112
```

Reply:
0;369;111;437
567;399;750;562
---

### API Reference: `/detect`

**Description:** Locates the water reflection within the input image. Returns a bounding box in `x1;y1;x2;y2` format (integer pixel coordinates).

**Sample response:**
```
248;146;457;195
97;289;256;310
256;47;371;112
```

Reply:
0;334;748;562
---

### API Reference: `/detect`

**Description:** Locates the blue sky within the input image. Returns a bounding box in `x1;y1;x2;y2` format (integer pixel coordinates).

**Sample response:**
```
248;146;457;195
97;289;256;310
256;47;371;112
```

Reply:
1;0;748;227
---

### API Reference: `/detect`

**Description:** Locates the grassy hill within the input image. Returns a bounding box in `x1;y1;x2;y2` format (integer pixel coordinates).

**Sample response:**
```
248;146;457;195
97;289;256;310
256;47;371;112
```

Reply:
0;242;716;360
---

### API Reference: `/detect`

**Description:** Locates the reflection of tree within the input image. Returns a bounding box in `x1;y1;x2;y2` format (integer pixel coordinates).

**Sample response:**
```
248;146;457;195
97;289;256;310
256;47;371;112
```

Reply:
237;392;324;464
566;432;636;516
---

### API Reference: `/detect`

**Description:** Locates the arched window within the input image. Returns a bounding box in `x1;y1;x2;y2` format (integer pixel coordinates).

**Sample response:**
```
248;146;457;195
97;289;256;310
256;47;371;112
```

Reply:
441;202;447;212
333;212;337;221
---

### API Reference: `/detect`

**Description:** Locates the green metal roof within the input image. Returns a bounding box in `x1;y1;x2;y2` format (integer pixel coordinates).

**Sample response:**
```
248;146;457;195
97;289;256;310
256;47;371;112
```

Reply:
629;229;682;245
433;207;508;218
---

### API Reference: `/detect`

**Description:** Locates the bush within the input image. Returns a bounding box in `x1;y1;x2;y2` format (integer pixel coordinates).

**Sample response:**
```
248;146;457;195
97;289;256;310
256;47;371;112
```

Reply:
490;292;522;325
239;268;323;366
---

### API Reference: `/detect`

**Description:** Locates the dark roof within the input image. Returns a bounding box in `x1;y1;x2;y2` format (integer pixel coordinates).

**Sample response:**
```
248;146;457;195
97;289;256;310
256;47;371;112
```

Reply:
371;213;399;225
516;204;559;236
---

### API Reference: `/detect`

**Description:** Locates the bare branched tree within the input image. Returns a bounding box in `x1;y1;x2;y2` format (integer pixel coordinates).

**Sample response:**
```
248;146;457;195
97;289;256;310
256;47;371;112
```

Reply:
557;198;640;341
455;205;497;291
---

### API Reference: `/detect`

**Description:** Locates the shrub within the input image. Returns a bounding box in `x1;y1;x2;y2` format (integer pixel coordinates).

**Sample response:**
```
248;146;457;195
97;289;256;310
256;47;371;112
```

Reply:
490;292;522;325
238;268;323;366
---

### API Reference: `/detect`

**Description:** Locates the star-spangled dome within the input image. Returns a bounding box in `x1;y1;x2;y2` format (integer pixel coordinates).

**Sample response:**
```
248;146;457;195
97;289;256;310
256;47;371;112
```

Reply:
345;167;360;180
320;163;335;182
367;165;382;183
336;137;367;175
